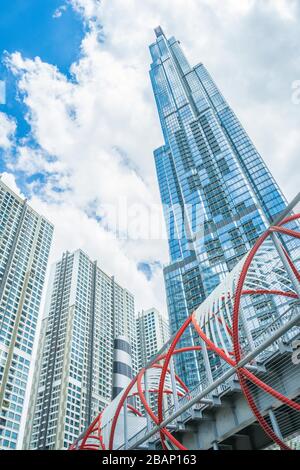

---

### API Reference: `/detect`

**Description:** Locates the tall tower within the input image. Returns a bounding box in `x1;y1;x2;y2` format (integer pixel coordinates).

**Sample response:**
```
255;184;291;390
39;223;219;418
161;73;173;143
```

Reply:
137;308;170;369
24;249;137;450
136;308;170;417
0;178;53;450
149;27;287;388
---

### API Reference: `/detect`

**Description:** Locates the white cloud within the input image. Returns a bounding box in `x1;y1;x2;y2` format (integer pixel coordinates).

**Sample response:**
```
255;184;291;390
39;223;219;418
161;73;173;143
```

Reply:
1;172;24;197
272;0;298;20
6;22;168;313
0;112;16;149
5;0;300;316
53;4;68;19
10;146;65;175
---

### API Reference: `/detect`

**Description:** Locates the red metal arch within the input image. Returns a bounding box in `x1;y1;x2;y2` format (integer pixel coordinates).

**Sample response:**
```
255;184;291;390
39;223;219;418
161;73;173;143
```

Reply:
71;213;300;451
231;213;300;450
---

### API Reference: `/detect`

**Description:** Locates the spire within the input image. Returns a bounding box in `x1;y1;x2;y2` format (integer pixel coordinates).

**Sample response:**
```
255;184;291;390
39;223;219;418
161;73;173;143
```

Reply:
154;26;165;38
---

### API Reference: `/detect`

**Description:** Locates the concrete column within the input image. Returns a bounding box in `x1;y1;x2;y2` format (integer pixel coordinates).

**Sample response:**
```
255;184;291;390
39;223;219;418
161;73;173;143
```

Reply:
144;369;152;433
112;335;133;399
123;399;128;450
201;338;213;386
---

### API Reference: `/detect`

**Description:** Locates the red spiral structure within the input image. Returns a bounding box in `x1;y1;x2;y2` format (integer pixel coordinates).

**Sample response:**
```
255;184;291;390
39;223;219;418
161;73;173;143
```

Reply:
70;213;300;451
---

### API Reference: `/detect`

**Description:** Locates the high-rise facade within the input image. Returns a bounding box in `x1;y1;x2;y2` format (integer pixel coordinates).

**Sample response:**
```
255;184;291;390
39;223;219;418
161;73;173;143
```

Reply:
136;308;170;369
0;178;53;450
136;308;170;416
149;27;288;388
24;249;136;450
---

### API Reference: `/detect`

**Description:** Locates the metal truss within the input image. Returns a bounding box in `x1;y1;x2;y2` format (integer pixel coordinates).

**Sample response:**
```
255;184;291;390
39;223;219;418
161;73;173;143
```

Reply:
70;200;300;451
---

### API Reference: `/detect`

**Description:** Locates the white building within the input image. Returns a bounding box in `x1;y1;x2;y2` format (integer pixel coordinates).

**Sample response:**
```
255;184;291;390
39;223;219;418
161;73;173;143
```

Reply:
137;308;170;368
0;178;53;450
136;308;170;416
24;249;137;450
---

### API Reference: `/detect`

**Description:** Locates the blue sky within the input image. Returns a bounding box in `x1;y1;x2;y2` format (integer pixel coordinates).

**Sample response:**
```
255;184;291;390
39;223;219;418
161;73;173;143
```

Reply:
0;0;299;313
0;1;83;73
0;0;84;175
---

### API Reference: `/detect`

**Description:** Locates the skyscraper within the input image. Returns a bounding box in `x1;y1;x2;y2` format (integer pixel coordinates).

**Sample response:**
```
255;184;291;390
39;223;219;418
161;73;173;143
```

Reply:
0;178;53;450
137;308;170;369
149;27;288;388
24;249;137;450
136;308;170;417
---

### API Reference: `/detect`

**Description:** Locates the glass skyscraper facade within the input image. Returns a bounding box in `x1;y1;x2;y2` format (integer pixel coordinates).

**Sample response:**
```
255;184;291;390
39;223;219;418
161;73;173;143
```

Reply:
0;178;53;450
24;249;137;450
149;27;288;388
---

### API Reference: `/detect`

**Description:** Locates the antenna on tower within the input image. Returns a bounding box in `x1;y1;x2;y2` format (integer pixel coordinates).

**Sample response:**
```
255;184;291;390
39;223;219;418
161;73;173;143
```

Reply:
154;26;165;38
